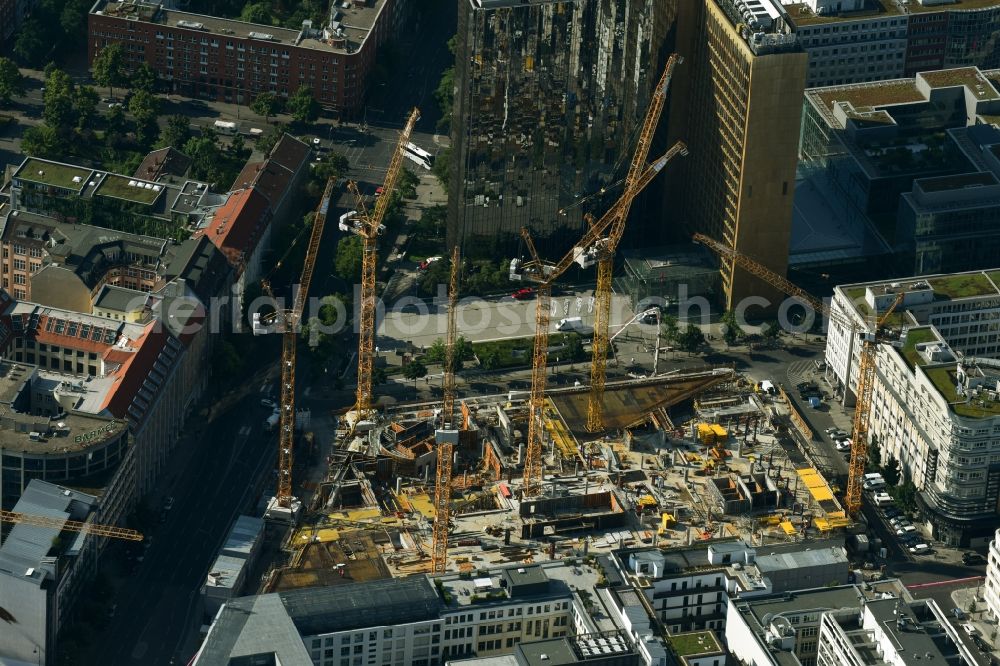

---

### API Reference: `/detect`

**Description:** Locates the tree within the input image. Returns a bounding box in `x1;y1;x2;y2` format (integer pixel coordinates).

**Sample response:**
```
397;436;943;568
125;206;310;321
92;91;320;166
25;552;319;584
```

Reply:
42;69;76;135
414;205;446;239
287;85;320;123
59;0;92;45
0;58;25;107
434;65;455;131
73;85;99;134
21;125;59;158
229;133;250;159
398;167;419;199
660;313;679;345
93;43;128;100
403;359;428;397
255;122;288;154
678;325;706;354
213;340;245;377
131;63;157;94
371;366;387;386
240;2;273;24
160;114;191;150
721;309;744;346
13;19;47;66
881;454;901;487
868;434;882;472
128;89;160;124
183;134;225;184
251;91;281;123
763;320;782;342
479;348;502;370
104;105;128;148
431;146;452;188
334;234;364;282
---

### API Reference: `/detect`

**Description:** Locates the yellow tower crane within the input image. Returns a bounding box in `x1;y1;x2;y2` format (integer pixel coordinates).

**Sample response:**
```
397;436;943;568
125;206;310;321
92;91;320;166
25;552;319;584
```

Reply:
432;246;461;575
514;143;688;496
693;233;903;515
442;246;461;428
586;54;685;433
1;510;143;541
343;108;420;418
259;176;338;510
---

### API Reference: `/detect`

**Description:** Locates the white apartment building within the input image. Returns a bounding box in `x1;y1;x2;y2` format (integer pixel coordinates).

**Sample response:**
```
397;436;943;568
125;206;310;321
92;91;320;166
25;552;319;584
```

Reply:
784;6;908;88
0;481;104;665
726;581;976;666
193;562;593;666
985;528;1000;627
824;271;1000;546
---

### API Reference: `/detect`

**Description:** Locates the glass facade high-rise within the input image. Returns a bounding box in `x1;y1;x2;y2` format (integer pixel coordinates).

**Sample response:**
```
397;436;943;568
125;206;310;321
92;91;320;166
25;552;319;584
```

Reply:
448;0;677;258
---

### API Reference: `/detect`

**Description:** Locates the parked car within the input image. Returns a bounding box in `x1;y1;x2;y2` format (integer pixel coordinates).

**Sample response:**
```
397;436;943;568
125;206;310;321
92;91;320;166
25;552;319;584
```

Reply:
910;543;931;555
836;439;852;452
511;287;535;300
419;256;442;270
890;518;911;528
163;496;174;511
896;525;917;536
963;623;979;637
962;552;985;565
261;398;276;409
882;507;901;518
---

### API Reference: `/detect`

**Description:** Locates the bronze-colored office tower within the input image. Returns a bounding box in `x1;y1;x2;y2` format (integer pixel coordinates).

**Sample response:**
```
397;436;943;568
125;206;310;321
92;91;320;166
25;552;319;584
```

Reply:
448;0;679;258
667;0;807;307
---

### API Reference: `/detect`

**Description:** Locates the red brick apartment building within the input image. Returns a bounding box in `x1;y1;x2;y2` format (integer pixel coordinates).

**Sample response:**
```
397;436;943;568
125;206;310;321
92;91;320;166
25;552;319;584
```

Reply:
87;0;394;114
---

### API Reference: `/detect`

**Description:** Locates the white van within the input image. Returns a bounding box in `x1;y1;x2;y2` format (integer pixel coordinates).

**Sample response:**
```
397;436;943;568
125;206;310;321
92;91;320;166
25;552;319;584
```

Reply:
214;120;238;136
556;317;584;332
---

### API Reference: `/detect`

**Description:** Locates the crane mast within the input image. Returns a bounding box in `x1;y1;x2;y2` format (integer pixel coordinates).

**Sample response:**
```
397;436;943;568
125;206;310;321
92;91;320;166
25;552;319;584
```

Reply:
261;176;337;509
587;55;684;432
1;510;143;541
692;233;903;516
516;147;686;496
345;108;420;416
442;246;461;428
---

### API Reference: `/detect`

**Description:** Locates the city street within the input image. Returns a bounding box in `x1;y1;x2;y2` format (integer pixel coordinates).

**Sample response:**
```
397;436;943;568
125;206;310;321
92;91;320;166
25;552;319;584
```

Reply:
377;289;635;350
85;384;278;666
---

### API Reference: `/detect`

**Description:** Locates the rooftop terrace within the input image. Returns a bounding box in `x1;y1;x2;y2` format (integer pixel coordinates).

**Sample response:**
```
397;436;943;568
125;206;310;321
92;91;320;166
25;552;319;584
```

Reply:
14;158;92;191
920;67;1000;99
96;174;165;205
783;0;901;26
899;326;938;369
924;365;1000;418
669;631;723;658
925;271;999;299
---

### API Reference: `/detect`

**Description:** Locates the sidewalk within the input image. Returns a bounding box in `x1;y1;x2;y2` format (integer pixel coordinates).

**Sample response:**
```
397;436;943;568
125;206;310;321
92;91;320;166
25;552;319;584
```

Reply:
952;586;999;655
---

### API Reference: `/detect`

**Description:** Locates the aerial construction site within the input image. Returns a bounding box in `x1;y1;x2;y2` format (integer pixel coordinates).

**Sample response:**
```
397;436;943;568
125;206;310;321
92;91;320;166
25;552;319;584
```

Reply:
245;56;862;595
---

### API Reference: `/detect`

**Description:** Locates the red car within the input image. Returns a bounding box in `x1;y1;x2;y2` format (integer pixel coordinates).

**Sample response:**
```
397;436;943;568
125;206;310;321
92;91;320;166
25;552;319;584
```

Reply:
512;288;535;300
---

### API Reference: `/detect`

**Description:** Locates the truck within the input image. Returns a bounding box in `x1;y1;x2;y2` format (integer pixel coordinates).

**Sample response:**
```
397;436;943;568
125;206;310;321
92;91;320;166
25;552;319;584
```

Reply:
556;317;594;336
264;413;279;432
213;120;238;136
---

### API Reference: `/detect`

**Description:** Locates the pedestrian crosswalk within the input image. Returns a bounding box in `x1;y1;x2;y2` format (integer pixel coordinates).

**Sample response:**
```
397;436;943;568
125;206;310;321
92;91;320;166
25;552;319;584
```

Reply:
785;360;816;388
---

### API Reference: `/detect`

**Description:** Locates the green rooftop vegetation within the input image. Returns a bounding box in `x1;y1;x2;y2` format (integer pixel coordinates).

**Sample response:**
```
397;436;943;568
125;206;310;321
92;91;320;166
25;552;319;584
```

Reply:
669;631;721;658
96;175;164;205
919;68;1000;99
900;327;938;369
813;81;923;115
987;270;1000;290
924;366;1000;418
926;272;998;300
16;158;92;191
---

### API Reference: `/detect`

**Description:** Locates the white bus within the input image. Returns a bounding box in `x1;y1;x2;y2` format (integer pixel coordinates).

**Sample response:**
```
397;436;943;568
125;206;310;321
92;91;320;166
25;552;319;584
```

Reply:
405;142;434;164
403;150;431;171
213;120;238;136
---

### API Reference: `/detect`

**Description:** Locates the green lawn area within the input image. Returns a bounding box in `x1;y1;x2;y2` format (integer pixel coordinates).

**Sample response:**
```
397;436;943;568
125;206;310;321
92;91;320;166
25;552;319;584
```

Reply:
924;366;1000;418
472;333;586;370
17;158;92;191
669;631;721;657
900;326;938;369
927;272;998;300
96;174;164;205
